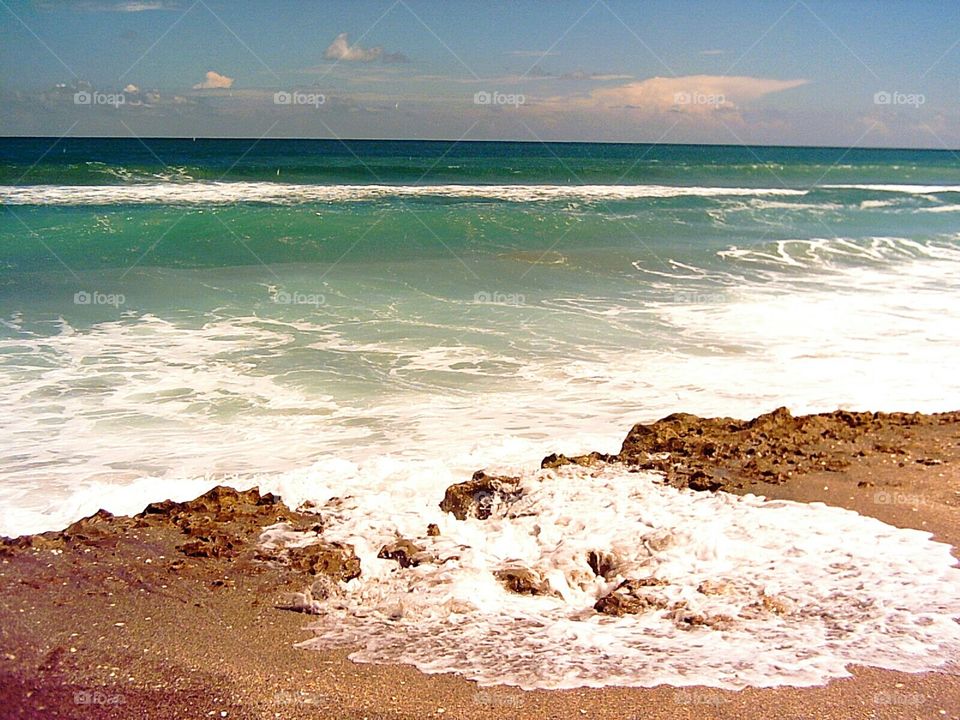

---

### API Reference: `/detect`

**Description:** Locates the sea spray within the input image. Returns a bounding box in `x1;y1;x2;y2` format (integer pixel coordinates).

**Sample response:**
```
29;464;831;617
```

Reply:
285;464;960;690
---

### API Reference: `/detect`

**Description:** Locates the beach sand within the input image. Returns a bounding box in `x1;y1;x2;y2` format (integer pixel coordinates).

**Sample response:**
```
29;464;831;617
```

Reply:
1;409;959;719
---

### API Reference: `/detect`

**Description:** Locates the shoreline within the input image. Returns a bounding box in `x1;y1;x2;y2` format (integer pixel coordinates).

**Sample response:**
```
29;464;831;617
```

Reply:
2;407;959;719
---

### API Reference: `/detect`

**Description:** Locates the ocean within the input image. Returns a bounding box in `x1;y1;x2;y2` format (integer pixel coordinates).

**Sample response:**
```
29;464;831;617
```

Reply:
2;138;960;688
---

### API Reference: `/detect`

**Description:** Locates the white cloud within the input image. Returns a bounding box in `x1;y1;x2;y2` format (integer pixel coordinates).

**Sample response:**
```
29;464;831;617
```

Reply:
192;71;234;90
123;83;139;93
324;33;384;63
578;75;808;114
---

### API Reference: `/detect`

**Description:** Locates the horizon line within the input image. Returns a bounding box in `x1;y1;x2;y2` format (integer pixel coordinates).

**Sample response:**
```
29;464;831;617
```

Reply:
1;135;957;153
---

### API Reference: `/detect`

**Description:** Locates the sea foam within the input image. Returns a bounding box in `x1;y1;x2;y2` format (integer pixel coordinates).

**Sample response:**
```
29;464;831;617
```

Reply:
286;463;960;690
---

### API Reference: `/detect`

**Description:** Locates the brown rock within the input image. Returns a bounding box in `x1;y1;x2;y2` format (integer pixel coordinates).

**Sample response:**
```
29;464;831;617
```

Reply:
697;579;733;596
614;407;950;492
440;471;522;520
426;523;441;537
673;609;736;631
540;452;614;470
494;567;548;595
759;592;794;615
378;539;426;568
687;471;723;492
594;578;669;616
138;486;291;526
586;550;617;579
288;541;361;582
177;533;238;559
61;509;125;547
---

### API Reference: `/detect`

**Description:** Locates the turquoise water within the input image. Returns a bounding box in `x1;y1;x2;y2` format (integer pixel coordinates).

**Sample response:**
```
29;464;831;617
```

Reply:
1;138;959;535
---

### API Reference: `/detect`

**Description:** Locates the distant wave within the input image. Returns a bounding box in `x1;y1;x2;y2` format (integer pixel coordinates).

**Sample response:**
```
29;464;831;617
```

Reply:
822;183;960;194
4;181;960;207
0;182;809;206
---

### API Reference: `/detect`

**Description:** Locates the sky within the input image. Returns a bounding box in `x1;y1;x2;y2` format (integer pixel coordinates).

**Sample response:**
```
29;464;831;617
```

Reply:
1;0;959;147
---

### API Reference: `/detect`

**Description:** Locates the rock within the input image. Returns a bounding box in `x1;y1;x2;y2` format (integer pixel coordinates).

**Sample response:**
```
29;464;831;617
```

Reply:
697;579;733;596
440;471;522;520
759;592;794;615
586;550;617;579
672;609;736;631
494;567;549;595
130;485;314;563
177;533;238;559
139;486;292;525
277;574;342;614
615;407;940;491
287;541;361;582
687;471;723;492
594;578;669;616
142;499;178;515
641;529;679;552
540;452;613;470
1;533;63;554
426;523;441;537
61;509;124;547
378;539;426;568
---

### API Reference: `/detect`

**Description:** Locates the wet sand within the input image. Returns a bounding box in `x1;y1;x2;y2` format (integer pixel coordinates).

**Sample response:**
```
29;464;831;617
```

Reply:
1;409;959;719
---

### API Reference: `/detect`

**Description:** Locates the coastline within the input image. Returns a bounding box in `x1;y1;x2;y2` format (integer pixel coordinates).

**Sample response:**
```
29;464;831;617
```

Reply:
2;408;959;719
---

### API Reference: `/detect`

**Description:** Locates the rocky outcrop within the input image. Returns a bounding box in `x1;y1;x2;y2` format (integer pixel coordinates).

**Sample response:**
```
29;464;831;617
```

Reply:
671;608;736;631
0;485;364;590
616;407;958;491
378;539;427;568
439;470;523;520
140;486;305;561
697;578;733;596
494;567;551;595
540;452;614;469
288;541;361;581
438;409;960;517
593;578;669;616
586;550;617;579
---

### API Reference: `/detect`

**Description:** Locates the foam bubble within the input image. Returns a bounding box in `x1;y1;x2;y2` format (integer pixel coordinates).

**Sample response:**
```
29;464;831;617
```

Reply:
291;464;960;690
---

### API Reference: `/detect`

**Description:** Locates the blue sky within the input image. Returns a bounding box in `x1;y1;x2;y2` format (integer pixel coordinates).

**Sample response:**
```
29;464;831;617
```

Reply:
2;0;959;146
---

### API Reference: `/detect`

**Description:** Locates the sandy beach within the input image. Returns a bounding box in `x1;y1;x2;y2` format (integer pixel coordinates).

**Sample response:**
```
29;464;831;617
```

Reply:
1;408;958;720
